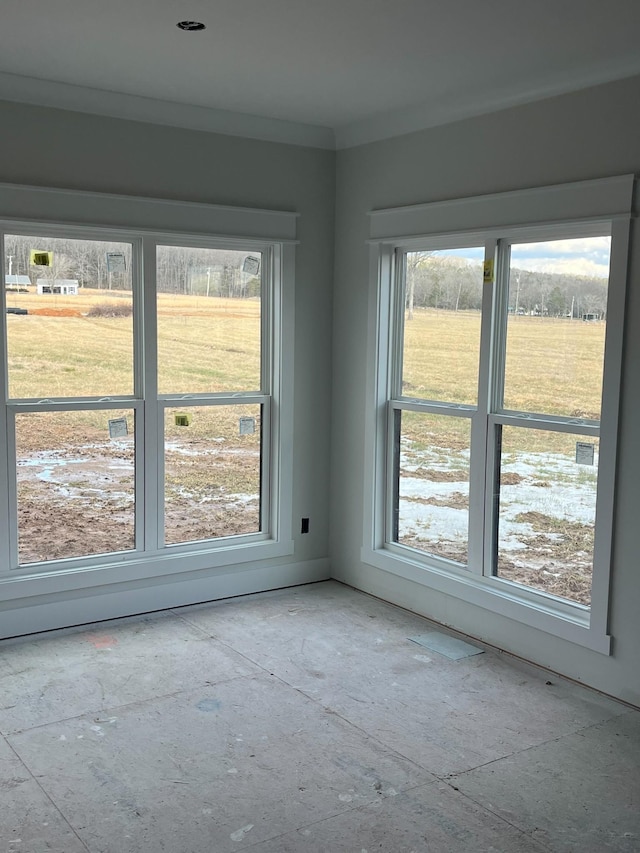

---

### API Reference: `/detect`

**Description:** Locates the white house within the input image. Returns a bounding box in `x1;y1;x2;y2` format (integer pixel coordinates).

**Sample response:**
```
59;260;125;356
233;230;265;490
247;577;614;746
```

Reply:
36;278;79;295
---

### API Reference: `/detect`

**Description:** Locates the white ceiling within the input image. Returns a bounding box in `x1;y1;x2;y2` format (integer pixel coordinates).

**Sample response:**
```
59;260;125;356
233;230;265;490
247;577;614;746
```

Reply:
1;0;640;149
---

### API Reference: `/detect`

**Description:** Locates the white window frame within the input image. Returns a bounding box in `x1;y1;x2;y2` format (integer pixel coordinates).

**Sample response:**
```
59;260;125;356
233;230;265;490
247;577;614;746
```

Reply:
0;182;296;602
362;176;634;654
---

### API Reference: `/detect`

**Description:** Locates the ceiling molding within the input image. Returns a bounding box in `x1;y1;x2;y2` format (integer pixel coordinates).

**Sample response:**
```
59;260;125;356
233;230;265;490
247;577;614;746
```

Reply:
1;59;640;154
0;71;336;151
335;59;640;150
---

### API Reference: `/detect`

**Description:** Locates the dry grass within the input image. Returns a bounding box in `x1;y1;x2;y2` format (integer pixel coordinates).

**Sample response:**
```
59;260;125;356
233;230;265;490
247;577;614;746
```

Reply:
401;308;604;454
7;296;603;417
402;309;481;405
5;289;260;399
403;307;604;415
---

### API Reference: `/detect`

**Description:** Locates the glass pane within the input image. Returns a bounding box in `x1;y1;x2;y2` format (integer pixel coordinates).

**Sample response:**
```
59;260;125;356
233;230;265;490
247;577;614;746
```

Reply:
402;248;483;405
164;404;261;546
504;236;610;418
156;246;262;394
393;411;470;565
494;426;599;606
16;410;135;564
5;235;133;398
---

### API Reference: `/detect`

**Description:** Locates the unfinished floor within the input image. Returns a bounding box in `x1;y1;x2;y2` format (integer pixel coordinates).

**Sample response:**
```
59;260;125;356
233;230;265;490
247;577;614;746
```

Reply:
1;580;638;853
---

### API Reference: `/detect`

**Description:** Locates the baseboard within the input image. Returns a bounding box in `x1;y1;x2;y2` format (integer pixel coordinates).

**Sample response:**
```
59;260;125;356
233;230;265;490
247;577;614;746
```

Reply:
0;558;330;640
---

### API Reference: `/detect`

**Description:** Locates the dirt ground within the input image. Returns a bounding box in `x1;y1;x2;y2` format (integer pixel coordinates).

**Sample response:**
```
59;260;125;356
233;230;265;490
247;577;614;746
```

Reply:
399;530;591;606
16;428;259;565
15;420;592;607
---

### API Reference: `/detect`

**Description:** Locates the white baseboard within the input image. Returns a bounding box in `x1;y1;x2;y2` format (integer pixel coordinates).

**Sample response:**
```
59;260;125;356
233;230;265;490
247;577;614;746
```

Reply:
0;558;330;640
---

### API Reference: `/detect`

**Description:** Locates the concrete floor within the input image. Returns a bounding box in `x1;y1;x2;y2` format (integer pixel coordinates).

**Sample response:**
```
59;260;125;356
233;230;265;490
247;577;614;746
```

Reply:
1;581;638;853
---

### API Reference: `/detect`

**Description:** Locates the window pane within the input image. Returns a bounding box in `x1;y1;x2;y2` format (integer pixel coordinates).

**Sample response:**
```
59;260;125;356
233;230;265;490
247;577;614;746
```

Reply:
504;237;610;418
16;410;136;564
164;404;261;546
5;235;133;399
156;246;262;394
402;248;483;405
494;426;599;605
393;410;470;565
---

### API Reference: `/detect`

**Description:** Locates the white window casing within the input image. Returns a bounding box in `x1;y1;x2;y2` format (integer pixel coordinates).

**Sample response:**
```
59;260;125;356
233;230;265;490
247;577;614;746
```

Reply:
0;182;298;614
362;176;634;654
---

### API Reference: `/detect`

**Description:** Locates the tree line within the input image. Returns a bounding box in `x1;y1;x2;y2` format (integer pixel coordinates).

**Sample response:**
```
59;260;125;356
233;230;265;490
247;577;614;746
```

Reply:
4;236;260;298
406;253;607;319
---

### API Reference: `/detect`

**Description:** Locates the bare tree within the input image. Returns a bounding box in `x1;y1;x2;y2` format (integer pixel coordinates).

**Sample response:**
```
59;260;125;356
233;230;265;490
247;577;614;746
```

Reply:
405;251;433;319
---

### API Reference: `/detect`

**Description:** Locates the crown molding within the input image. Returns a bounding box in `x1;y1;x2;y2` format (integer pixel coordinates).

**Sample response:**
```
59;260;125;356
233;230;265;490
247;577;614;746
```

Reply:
0;71;335;151
1;60;640;153
335;60;640;149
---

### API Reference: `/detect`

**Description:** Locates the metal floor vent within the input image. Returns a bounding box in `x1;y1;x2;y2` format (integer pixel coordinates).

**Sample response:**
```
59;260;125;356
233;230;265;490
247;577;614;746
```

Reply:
408;632;484;661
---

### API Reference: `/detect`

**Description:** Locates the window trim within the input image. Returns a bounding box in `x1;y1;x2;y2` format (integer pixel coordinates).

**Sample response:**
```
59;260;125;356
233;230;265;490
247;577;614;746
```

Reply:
0;183;296;596
362;176;634;654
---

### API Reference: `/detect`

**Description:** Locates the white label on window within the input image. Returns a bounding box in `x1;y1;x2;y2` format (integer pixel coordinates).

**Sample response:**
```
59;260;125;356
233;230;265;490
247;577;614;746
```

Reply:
239;417;255;436
108;417;128;439
106;252;127;273
575;441;594;465
242;255;260;275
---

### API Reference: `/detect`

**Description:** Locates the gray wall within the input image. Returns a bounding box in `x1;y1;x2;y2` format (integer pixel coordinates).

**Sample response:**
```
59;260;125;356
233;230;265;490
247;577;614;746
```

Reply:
0;98;335;573
332;75;640;705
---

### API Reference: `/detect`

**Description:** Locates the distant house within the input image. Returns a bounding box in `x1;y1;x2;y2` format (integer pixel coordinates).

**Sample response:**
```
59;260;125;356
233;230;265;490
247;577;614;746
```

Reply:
36;279;79;295
5;274;31;291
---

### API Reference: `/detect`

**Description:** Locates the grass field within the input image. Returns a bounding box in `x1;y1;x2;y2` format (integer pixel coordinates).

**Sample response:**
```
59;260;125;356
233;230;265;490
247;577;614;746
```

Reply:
5;293;604;603
5;289;260;398
402;307;605;417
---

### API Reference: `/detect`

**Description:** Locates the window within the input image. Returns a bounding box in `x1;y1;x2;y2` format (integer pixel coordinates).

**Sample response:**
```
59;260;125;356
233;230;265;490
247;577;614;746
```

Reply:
364;177;633;652
0;189;295;583
5;231;139;566
155;243;269;549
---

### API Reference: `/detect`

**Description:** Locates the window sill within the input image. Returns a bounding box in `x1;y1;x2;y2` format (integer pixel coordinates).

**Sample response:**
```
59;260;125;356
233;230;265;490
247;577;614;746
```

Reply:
361;544;611;655
0;538;296;603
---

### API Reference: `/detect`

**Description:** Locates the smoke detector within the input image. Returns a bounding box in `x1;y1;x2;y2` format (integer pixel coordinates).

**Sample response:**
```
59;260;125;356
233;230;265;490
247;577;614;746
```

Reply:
177;21;206;31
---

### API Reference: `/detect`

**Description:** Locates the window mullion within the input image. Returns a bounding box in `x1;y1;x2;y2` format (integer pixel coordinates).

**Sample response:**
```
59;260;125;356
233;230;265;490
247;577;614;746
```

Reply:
4;410;18;571
261;247;272;396
141;237;160;552
128;238;145;554
384;251;406;546
384;402;398;544
0;231;10;575
389;250;407;399
468;240;497;574
489;239;510;413
260;249;272;535
482;239;510;576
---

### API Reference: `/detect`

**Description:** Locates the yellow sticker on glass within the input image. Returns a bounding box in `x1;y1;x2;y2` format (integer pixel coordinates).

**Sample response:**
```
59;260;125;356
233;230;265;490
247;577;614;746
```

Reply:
483;259;494;283
30;250;54;267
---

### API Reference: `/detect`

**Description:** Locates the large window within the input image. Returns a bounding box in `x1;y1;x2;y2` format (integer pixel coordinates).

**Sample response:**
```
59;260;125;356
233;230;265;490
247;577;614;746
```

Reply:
364;177;632;651
1;221;292;574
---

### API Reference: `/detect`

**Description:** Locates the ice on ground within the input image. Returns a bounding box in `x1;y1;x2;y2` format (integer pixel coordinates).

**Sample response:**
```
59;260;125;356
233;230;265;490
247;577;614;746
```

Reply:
399;499;468;542
398;447;597;552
